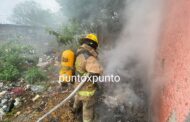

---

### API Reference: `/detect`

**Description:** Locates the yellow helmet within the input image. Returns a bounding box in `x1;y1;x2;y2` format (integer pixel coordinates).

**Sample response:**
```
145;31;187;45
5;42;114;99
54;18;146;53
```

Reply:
84;33;98;44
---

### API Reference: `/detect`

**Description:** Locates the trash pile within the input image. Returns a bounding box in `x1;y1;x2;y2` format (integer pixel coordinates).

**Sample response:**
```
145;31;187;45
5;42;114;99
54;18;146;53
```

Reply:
0;80;48;120
37;55;55;69
0;53;63;121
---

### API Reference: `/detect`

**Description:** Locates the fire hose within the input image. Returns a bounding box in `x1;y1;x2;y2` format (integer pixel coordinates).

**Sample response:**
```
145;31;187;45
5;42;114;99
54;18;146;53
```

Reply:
36;78;86;122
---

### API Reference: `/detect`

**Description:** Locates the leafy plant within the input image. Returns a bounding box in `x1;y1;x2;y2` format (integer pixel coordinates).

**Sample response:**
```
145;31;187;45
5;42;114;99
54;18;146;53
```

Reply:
0;41;38;82
48;20;82;45
25;67;47;84
0;63;20;81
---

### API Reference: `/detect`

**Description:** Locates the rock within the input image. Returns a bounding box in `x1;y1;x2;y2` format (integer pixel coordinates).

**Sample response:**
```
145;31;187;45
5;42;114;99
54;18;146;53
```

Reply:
2;105;7;111
0;83;3;88
14;98;21;108
32;95;40;102
1;99;8;105
0;108;5;120
31;85;45;93
4;94;11;100
25;84;31;90
0;91;7;98
9;83;16;87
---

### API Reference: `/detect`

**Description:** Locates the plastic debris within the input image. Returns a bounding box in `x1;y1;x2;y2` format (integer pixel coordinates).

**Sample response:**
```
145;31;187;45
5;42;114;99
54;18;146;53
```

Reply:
0;91;7;98
32;95;40;102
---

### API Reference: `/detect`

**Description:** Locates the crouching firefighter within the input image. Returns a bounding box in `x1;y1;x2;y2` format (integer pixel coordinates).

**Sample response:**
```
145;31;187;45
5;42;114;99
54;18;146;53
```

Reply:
73;33;103;122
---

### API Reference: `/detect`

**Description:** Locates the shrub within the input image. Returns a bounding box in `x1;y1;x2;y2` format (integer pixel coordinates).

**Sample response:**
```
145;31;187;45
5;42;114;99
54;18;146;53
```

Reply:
0;63;20;81
0;41;38;82
48;20;81;45
25;67;47;84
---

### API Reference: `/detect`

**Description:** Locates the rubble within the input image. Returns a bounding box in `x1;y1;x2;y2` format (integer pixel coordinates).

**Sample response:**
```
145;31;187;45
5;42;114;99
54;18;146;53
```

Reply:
32;95;40;102
1;99;8;105
10;87;25;96
0;108;5;120
14;111;21;117
3;99;15;113
37;55;55;68
14;98;21;108
0;50;149;122
25;84;31;90
0;83;4;88
37;62;51;68
0;91;7;98
31;85;45;93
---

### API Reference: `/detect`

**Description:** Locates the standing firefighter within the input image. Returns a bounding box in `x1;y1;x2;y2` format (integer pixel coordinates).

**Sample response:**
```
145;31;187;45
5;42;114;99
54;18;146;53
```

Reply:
73;33;103;122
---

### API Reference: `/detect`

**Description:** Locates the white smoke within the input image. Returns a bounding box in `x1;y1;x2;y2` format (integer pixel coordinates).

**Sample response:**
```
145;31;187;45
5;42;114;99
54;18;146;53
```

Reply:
105;0;163;75
101;0;164;120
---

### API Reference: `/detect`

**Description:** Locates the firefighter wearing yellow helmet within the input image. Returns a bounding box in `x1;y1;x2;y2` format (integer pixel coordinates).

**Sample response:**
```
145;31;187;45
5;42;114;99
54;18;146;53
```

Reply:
73;33;103;122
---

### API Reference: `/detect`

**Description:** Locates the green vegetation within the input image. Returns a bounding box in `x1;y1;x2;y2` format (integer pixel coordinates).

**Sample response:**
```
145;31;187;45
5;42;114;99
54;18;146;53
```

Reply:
56;0;124;34
48;0;125;49
48;20;81;45
24;67;46;84
48;20;82;51
0;41;46;83
0;64;20;81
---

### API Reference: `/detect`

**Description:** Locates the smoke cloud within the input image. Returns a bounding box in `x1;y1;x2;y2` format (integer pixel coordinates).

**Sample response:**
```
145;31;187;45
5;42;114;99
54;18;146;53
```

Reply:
100;0;164;121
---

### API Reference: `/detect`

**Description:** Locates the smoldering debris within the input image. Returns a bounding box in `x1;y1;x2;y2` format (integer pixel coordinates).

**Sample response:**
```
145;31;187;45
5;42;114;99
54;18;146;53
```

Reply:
96;74;148;122
97;0;164;121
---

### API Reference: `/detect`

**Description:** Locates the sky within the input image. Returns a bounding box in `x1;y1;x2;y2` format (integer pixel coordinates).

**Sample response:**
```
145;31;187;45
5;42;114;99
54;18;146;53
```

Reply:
0;0;60;24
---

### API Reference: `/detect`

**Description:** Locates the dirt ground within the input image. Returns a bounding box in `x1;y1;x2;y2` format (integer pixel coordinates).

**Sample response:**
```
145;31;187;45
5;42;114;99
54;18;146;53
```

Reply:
3;85;74;122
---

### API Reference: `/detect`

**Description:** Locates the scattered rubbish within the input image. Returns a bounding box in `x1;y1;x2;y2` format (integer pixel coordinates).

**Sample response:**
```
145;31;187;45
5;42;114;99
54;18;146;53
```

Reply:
4;99;15;113
31;85;45;93
36;101;46;112
2;105;7;112
37;62;51;68
32;95;40;102
0;108;5;120
10;87;25;96
0;83;4;88
14;98;21;108
14;111;21;117
1;99;8;105
0;91;7;98
25;84;31;90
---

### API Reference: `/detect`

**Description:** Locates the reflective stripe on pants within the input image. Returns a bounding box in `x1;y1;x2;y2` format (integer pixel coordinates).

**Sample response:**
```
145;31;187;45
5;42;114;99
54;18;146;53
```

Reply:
78;90;95;97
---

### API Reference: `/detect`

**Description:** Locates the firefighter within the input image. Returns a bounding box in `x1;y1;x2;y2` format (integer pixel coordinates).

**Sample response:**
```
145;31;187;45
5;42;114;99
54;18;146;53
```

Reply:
73;33;103;122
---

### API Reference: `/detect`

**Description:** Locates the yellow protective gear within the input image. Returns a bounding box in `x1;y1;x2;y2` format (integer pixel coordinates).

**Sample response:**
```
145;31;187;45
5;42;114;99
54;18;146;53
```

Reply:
74;44;103;92
84;33;98;44
73;95;95;122
59;50;75;83
78;90;96;97
73;44;102;122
